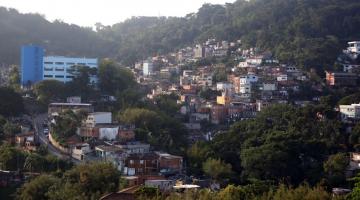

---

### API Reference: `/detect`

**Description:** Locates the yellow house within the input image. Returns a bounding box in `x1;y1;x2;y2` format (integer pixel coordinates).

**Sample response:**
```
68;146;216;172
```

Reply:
217;95;231;105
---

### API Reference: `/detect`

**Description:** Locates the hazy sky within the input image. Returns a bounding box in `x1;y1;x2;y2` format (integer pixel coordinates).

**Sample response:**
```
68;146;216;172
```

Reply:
0;0;234;27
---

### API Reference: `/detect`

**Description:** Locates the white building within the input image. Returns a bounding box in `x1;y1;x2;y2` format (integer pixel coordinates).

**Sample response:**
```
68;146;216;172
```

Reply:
72;143;92;161
195;74;213;86
239;83;251;94
85;112;112;127
216;82;233;91
337;41;360;72
143;61;154;76
262;83;277;91
277;74;288;82
347;41;360;54
99;127;119;141
240;74;258;84
339;103;360;121
43;56;98;83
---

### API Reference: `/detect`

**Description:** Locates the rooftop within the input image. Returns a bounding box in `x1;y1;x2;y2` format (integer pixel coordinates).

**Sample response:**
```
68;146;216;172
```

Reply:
49;103;92;106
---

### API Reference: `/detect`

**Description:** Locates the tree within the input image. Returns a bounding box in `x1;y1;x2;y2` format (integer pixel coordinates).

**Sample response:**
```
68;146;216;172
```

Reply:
3;121;21;137
134;186;160;200
202;158;232;181
9;65;20;91
0;144;26;170
60;162;121;200
199;88;220;100
33;80;65;104
216;185;246;200
16;175;60;200
24;153;45;173
51;110;84;145
323;153;349;187
65;65;98;100
0;87;24;117
187;142;212;175
119;108;188;154
153;94;180;116
120;108;161;130
264;184;331;200
98;60;135;95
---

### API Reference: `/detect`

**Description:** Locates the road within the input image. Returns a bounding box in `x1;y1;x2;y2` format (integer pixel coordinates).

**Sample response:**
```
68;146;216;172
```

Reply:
32;113;88;165
33;113;66;159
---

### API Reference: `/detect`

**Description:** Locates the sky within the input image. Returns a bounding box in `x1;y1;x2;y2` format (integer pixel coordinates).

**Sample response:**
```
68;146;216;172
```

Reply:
0;0;234;27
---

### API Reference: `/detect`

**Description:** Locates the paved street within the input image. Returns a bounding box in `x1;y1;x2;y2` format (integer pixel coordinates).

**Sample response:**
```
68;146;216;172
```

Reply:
33;113;66;159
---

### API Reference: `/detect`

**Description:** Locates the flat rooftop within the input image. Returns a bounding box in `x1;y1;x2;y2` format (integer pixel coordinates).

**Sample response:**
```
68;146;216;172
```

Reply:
49;103;92;106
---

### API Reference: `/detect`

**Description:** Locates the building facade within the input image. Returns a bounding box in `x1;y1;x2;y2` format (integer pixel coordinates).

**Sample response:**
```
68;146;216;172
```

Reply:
339;103;360;121
21;45;98;86
21;45;44;86
43;56;98;83
143;61;154;76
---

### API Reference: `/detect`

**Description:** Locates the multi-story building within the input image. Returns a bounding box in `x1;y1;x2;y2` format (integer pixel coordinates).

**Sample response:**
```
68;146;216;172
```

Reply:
20;45;98;86
43;56;98;83
21;45;44;86
337;41;360;72
194;45;205;58
143;61;154;76
326;71;357;86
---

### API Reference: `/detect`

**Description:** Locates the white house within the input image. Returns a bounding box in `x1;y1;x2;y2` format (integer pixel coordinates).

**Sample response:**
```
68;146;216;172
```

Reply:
85;112;112;127
216;82;233;91
239;83;251;94
262;83;277;91
347;41;360;54
99;127;119;141
72;143;92;161
240;74;258;84
339;103;360;121
277;74;288;82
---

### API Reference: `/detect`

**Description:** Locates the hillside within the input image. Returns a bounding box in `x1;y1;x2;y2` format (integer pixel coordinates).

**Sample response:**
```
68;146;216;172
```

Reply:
0;7;116;65
1;0;360;71
100;0;360;70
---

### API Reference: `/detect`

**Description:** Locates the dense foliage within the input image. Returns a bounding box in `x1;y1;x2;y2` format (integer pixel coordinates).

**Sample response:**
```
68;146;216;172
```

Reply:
16;162;120;200
33;60;136;103
119;107;188;155
2;0;360;70
0;87;24;117
0;7;115;65
51;110;86;145
185;103;355;188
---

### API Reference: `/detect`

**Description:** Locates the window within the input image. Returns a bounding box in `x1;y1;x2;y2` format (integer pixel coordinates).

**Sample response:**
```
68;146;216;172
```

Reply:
55;75;64;78
66;76;74;79
130;160;134;164
55;62;64;65
55;68;64;71
44;68;53;71
44;62;53;64
77;63;86;65
66;62;75;65
140;160;144;164
44;75;53;78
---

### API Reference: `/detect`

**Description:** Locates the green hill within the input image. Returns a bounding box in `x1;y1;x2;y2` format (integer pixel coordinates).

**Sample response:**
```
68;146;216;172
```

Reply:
1;0;360;71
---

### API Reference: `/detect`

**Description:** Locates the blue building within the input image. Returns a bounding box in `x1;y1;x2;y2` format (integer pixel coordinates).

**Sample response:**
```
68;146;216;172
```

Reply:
21;45;44;86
